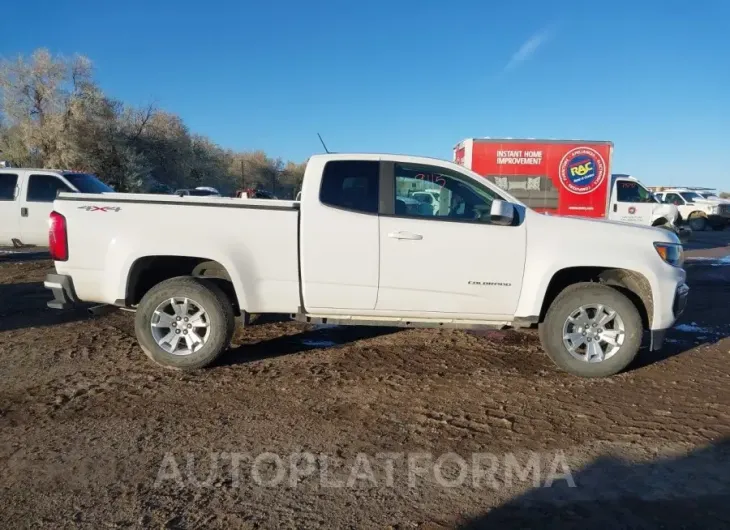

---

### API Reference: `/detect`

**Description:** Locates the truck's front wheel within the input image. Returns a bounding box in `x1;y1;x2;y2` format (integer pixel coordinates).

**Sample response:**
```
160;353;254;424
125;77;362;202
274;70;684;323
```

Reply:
539;283;643;378
135;276;235;370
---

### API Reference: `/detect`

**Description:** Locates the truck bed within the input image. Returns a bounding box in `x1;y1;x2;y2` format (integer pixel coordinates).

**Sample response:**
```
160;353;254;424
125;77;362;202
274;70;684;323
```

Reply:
52;192;302;313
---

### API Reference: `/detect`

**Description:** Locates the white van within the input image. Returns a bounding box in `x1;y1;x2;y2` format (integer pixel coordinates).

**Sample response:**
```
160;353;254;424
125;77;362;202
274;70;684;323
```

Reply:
0;168;113;247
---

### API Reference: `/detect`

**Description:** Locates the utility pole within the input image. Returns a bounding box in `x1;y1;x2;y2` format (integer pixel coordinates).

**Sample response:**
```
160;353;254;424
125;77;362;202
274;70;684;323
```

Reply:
240;159;245;189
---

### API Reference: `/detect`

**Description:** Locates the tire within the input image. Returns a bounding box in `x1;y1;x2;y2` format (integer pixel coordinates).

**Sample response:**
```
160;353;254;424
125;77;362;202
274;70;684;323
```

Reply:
134;276;235;370
538;283;643;378
688;215;707;232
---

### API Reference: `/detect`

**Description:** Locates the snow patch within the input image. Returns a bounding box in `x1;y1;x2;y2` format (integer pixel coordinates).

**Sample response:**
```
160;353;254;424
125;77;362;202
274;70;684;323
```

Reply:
312;323;342;331
686;255;730;266
301;339;338;348
673;322;730;336
674;323;714;333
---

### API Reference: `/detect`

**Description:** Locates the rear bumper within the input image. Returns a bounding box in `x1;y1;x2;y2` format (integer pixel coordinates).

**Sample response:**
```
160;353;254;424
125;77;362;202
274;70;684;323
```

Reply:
44;274;79;309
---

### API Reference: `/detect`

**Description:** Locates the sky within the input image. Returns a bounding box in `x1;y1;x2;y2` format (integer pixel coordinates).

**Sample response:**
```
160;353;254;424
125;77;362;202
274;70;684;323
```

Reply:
2;0;729;188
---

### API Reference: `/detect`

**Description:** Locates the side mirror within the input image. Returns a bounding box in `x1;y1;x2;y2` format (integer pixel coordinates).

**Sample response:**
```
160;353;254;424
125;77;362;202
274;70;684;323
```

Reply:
490;199;515;226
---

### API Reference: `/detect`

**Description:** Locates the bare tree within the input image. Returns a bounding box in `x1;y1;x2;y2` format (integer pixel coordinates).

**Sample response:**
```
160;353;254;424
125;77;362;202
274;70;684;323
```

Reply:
0;48;306;194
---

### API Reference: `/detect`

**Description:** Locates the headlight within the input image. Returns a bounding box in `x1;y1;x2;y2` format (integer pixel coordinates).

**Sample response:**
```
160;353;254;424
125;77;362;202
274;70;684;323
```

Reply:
654;242;684;267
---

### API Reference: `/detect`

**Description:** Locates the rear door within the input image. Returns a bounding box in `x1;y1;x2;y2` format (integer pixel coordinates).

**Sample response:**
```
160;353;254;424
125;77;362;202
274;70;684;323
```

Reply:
0;171;21;245
299;159;381;312
608;179;655;226
19;173;74;246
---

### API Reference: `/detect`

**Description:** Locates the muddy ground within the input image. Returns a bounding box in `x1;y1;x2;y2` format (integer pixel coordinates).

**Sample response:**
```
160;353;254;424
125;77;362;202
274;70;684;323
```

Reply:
1;231;729;529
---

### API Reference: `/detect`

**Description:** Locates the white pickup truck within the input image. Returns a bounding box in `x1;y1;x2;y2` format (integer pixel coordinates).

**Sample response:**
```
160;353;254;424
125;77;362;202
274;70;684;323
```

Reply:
653;187;730;231
0;168;113;247
44;153;689;378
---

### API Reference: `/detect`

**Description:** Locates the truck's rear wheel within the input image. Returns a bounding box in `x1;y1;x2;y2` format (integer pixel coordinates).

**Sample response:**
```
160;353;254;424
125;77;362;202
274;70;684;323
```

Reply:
135;276;235;370
539;283;642;378
688;214;707;232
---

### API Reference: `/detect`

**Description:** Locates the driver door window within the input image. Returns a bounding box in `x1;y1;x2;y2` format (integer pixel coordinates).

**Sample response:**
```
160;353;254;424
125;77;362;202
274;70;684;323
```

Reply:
664;193;684;205
393;163;498;223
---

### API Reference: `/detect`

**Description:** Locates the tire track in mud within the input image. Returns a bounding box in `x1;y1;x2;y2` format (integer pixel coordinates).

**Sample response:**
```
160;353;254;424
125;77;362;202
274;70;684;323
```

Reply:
2;253;730;528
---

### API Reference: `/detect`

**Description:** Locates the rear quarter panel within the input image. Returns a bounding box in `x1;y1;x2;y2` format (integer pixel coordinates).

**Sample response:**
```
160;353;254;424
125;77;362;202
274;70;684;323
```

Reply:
53;194;300;313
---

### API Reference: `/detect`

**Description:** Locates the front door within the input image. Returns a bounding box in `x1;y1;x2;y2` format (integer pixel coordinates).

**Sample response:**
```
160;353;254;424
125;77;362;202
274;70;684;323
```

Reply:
376;161;526;318
0;172;20;246
608;179;656;226
19;173;73;246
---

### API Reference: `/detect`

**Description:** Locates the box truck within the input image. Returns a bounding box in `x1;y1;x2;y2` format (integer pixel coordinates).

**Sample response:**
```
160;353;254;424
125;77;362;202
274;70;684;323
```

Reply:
453;138;679;229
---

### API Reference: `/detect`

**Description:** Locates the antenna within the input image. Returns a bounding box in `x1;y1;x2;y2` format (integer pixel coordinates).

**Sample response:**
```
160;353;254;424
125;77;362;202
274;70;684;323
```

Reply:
317;133;330;154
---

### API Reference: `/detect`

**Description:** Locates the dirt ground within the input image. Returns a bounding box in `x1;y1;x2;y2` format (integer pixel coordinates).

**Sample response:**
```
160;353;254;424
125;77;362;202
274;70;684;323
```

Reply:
1;231;730;529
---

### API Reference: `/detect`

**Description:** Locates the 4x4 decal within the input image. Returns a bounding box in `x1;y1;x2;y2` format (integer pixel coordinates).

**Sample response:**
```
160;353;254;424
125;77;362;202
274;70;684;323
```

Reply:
77;206;122;212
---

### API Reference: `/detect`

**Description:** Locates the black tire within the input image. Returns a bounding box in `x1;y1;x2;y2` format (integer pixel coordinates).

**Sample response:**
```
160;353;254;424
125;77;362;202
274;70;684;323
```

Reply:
538;283;643;378
688;215;707;232
134;276;235;371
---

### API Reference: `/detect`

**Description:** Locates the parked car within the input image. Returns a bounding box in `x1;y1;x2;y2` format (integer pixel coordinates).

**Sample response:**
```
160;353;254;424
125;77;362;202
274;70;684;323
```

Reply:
45;152;688;378
652;187;730;231
0;168;113;247
235;188;277;199
411;190;441;215
174;188;221;197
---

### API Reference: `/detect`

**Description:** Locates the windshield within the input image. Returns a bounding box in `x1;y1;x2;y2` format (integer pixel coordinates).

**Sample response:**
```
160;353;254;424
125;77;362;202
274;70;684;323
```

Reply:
680;191;702;202
615;181;658;203
63;173;113;193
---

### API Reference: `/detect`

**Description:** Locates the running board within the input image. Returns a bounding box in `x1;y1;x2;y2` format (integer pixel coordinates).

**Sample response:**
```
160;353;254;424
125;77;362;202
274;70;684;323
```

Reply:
291;313;537;331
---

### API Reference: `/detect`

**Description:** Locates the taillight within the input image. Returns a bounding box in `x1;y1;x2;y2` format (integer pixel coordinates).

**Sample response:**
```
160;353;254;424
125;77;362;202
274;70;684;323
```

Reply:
49;211;68;262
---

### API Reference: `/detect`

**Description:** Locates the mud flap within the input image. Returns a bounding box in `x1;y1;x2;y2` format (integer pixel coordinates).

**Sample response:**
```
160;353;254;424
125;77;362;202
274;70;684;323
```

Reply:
649;328;668;352
44;274;78;310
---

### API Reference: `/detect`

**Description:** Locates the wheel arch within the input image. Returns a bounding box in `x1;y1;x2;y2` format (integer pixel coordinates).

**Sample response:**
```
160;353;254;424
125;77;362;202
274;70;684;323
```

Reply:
124;255;244;314
538;266;652;330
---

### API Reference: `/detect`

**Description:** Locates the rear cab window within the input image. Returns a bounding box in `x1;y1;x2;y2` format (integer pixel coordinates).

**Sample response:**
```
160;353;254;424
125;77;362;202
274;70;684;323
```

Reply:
0;173;19;201
26;174;74;202
319;161;379;213
62;173;113;193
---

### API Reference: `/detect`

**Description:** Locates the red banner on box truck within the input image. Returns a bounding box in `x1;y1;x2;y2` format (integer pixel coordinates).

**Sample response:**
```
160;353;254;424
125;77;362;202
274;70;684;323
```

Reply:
453;138;613;218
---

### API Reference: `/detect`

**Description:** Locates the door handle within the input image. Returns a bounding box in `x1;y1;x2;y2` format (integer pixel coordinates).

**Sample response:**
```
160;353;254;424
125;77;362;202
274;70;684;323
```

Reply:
21;207;28;217
388;231;423;240
613;204;617;212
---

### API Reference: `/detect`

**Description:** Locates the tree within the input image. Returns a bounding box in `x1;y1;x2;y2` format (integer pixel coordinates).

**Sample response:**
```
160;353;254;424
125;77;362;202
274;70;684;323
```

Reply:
0;48;305;195
0;49;92;167
720;191;730;199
